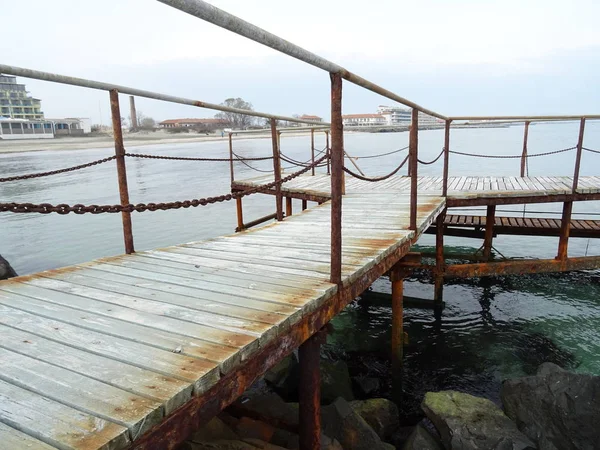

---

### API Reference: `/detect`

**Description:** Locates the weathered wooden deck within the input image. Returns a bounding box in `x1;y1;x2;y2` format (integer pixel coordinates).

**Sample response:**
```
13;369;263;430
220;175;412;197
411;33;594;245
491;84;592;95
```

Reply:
232;174;600;202
0;192;444;450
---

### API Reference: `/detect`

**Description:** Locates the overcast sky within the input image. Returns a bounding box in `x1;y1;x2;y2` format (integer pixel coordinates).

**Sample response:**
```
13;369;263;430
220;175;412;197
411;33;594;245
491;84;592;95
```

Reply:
3;0;599;124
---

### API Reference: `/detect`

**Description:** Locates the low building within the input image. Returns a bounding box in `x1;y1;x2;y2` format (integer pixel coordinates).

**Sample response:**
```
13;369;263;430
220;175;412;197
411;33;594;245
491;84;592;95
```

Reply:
159;118;229;128
342;113;387;127
48;118;92;135
0;117;54;140
377;105;443;127
298;114;323;122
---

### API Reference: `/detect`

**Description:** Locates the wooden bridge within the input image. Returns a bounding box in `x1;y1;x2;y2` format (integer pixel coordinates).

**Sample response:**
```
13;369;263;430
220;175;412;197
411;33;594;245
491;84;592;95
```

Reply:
1;1;600;449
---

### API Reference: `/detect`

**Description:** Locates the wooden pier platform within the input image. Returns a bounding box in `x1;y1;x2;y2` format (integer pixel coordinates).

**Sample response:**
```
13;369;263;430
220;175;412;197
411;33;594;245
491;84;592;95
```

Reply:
0;192;444;450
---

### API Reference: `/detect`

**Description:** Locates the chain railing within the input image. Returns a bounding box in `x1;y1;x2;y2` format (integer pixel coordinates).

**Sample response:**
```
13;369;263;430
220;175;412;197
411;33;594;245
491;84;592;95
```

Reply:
0;155;117;182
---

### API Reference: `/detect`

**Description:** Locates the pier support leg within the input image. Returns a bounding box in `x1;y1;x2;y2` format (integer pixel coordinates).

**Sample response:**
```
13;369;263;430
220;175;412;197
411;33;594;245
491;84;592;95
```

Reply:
557;201;573;261
286;197;293;217
390;265;407;401
299;331;324;450
302;199;308;211
434;210;446;305
482;205;496;260
235;198;244;232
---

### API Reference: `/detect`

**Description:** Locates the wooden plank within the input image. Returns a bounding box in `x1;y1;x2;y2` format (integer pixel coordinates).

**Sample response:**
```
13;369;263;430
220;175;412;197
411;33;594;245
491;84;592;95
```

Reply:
0;303;219;393
0;422;57;450
0;348;163;440
0;325;193;414
0;286;244;374
0;379;130;450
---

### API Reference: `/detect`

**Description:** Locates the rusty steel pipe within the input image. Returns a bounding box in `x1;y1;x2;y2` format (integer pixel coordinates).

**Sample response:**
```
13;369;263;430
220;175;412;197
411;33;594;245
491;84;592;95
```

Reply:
409;109;419;231
228;133;235;185
482;205;496;260
299;331;323;450
325;131;330;175
572;118;586;191
155;1;447;120
109;90;134;254
434;210;446;303
302;199;308;211
330;73;344;286
0;64;325;127
285;197;292;217
310;128;315;176
520;121;530;177
450;114;600;122
557;201;573;261
235;212;277;232
442;119;451;197
270;119;284;221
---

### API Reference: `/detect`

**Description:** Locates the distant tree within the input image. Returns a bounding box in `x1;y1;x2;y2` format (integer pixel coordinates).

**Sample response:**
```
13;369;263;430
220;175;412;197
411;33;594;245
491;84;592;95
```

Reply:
140;117;156;129
215;98;255;130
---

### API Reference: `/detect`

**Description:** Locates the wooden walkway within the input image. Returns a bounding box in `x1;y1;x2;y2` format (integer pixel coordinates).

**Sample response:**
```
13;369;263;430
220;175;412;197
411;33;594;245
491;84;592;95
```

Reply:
0;192;444;450
232;174;600;201
434;214;600;238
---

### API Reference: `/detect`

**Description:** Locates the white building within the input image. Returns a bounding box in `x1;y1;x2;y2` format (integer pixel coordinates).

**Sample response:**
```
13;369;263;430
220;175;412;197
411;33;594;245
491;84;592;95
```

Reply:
0;117;54;140
342;114;387;127
47;118;92;135
377;105;443;128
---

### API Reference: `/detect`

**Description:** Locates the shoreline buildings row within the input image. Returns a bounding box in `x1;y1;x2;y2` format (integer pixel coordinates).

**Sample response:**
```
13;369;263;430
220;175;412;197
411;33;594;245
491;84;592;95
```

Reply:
342;105;443;128
0;74;91;140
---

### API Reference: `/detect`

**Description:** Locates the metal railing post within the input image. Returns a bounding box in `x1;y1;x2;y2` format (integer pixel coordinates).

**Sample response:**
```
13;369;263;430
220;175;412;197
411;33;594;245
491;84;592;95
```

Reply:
109;89;134;254
442;119;451;197
520;121;530;177
310;128;315;176
409;109;418;231
270;118;284;221
325;131;331;175
228;132;235;185
330;72;343;285
572;117;586;191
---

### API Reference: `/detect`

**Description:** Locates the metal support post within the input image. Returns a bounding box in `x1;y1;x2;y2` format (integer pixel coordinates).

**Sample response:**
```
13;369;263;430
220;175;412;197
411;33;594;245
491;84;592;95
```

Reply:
270;119;283;221
442;119;451;197
310;128;315;176
520;121;530;177
557;201;573;260
325;131;330;175
299;330;325;450
286;197;292;217
434;209;446;303
109;89;134;254
572;118;586;191
482;205;496;260
330;73;343;285
409;109;419;231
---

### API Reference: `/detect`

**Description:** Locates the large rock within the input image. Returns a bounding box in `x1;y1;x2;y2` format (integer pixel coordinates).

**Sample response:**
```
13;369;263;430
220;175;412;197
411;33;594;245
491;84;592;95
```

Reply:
321;360;354;403
189;417;239;443
229;391;299;429
501;362;600;450
422;391;535;450
264;353;299;399
402;424;444;450
321;397;394;450
350;398;399;440
0;254;17;280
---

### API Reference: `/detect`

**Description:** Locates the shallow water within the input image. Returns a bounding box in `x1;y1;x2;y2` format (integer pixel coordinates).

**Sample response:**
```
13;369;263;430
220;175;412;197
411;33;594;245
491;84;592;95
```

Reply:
1;123;599;416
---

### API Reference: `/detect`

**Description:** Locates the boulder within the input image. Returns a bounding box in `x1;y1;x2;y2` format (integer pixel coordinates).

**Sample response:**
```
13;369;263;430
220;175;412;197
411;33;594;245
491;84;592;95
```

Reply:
287;432;344;450
353;375;380;396
321;397;394;450
501;362;600;450
182;441;259;450
350;398;399;440
189;417;239;443
422;391;535;450
0;254;17;280
321;360;354;403
264;353;299;399
402;424;444;450
234;417;275;442
229;391;299;429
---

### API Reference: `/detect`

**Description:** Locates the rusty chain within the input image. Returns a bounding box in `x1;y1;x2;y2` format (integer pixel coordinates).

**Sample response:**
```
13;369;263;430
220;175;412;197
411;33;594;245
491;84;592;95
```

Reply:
417;148;445;165
343;154;410;182
125;152;273;161
0;156;117;183
351;145;409;160
450;145;577;159
583;147;600;154
0;154;328;215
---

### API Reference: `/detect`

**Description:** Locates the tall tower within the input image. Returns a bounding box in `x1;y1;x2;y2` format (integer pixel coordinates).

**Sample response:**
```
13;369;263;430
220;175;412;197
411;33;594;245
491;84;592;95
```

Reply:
0;74;44;120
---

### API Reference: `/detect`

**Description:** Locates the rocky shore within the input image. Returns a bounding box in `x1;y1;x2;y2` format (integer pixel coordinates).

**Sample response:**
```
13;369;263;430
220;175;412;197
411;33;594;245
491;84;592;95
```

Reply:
0;254;16;280
182;359;599;450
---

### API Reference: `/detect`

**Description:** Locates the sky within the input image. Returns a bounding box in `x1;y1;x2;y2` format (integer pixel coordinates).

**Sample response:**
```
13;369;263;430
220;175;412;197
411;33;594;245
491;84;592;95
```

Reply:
2;0;599;124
